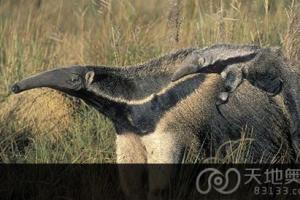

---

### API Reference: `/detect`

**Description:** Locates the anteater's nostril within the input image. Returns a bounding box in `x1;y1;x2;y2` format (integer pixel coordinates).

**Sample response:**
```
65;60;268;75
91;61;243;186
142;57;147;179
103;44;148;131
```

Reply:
10;84;20;93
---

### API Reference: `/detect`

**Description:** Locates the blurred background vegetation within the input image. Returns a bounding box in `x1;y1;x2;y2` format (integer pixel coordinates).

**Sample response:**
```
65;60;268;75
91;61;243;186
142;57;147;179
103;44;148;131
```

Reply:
0;0;299;163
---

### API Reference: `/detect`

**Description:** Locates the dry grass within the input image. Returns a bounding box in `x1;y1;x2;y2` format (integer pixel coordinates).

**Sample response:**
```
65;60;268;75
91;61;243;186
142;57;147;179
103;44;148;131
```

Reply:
0;0;299;163
0;89;75;141
284;1;300;61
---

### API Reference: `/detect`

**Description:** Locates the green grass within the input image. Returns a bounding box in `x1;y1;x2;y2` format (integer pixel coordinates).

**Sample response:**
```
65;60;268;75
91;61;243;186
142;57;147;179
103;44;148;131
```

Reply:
0;0;299;163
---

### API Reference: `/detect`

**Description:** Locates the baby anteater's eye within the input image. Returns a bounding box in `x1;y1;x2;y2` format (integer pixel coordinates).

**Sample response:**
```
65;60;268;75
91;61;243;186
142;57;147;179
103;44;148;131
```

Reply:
198;57;205;65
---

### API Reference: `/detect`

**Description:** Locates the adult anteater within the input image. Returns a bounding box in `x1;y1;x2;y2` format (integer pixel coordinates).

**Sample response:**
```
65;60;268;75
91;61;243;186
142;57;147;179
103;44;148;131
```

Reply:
10;44;296;199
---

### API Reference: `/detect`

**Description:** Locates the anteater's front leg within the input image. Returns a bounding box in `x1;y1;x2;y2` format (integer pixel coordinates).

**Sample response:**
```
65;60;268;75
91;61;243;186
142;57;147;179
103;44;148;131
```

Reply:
142;131;184;200
116;133;148;200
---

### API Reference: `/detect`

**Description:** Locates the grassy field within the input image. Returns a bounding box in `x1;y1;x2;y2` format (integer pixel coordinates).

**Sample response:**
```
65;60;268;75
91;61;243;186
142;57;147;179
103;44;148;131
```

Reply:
0;0;299;163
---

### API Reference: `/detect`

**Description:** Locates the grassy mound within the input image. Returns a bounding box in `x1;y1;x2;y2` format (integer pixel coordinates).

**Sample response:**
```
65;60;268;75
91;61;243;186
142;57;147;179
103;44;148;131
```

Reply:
0;89;75;140
0;89;75;162
0;89;116;163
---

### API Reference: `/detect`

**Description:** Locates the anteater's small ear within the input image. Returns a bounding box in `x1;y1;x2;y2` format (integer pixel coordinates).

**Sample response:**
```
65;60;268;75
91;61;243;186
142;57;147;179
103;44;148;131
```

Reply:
85;71;95;85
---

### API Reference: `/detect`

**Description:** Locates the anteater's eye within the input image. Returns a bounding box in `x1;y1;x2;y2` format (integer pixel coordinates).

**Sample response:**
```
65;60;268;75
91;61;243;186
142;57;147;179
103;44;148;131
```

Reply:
71;76;80;82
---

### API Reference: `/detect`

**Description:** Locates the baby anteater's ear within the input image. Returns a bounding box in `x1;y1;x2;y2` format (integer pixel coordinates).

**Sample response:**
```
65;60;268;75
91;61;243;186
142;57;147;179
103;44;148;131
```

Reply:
85;71;95;85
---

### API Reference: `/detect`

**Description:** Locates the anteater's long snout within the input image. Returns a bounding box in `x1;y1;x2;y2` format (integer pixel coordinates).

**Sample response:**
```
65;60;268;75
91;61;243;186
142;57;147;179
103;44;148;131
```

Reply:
10;69;66;94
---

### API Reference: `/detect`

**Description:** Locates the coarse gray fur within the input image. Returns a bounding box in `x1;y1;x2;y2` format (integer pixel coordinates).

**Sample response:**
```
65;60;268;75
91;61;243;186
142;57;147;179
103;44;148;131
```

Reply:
10;44;298;199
